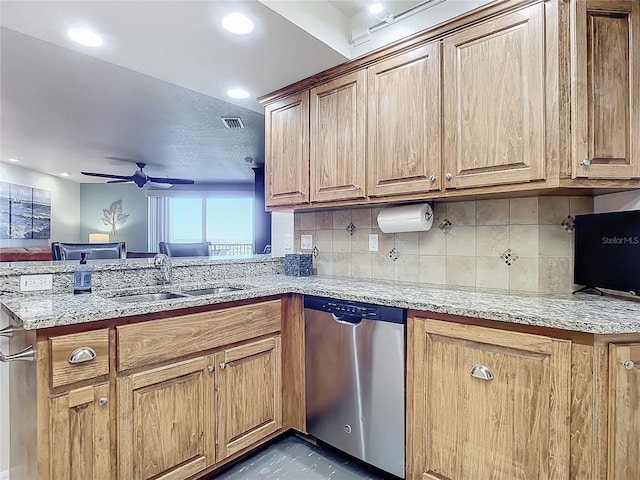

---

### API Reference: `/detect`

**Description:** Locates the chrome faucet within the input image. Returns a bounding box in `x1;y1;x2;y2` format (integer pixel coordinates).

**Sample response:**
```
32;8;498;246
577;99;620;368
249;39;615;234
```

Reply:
153;253;172;285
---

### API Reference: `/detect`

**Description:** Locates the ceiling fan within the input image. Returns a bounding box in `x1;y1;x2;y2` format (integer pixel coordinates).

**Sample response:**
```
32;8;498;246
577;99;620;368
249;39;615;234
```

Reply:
81;162;195;188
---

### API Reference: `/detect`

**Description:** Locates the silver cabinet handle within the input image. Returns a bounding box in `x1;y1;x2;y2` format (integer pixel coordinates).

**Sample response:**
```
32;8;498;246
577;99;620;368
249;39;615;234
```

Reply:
470;364;494;381
0;345;35;362
219;362;226;370
98;397;108;407
429;175;437;182
355;185;362;190
445;172;453;181
580;159;591;167
0;326;17;338
208;365;215;373
68;347;97;364
622;360;637;370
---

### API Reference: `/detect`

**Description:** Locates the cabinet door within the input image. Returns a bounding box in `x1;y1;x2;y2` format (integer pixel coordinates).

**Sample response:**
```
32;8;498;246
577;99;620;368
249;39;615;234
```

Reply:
310;70;366;202
118;356;215;480
49;383;111;480
407;318;570;480
443;4;546;189
571;0;640;179
264;92;310;206
216;336;282;460
367;42;441;197
608;343;640;479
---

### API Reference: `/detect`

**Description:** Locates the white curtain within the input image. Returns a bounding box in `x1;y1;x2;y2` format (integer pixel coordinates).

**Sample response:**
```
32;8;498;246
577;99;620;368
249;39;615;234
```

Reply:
147;196;170;252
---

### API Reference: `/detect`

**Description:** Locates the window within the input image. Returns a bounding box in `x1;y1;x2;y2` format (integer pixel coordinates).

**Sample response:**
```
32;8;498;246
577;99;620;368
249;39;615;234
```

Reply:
149;193;254;255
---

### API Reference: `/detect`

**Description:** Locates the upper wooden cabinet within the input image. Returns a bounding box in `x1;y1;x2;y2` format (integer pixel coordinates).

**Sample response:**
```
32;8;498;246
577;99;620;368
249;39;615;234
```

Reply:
407;317;571;480
367;42;441;197
442;3;546;189
608;342;640;479
310;71;367;202
571;0;640;179
264;91;310;207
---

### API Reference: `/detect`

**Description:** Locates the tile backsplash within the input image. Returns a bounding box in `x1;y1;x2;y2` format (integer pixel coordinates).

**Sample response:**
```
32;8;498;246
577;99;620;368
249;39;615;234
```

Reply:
294;196;593;293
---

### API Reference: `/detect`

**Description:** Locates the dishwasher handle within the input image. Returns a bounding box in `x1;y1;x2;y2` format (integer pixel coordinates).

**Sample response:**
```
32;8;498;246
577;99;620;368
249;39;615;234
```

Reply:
331;313;363;325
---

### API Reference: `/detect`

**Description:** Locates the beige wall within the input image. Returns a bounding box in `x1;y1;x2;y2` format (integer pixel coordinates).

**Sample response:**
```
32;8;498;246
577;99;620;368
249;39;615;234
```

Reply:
294;196;594;293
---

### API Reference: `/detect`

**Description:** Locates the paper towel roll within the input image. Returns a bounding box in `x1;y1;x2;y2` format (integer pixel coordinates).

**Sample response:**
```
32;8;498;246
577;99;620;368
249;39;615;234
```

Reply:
377;203;434;233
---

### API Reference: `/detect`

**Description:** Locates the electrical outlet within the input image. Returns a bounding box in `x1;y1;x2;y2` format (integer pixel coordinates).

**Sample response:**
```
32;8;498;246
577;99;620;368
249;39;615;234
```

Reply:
368;234;379;252
300;234;313;250
20;274;53;292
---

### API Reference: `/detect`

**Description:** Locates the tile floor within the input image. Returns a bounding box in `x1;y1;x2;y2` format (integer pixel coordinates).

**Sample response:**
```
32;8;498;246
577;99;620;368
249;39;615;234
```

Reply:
209;434;392;480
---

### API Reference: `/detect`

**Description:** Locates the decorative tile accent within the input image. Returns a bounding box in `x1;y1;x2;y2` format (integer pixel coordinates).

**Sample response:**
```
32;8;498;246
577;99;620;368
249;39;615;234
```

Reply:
439;218;453;234
312;246;319;258
561;215;575;232
389;247;401;261
346;222;357;235
500;248;519;266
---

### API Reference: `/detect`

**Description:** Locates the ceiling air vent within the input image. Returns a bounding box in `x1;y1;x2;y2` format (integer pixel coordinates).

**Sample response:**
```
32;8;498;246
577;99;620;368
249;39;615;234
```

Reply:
221;117;244;129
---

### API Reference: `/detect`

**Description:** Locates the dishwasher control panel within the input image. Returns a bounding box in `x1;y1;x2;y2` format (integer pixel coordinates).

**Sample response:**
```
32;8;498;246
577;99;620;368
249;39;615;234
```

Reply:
304;296;405;324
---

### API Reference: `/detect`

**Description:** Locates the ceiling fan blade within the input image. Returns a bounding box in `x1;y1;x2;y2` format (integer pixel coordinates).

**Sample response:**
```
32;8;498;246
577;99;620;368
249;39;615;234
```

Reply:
148;177;195;185
81;172;132;180
106;180;132;184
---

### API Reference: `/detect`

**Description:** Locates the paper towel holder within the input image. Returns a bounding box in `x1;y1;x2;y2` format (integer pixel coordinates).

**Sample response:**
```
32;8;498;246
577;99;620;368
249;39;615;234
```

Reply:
376;202;435;234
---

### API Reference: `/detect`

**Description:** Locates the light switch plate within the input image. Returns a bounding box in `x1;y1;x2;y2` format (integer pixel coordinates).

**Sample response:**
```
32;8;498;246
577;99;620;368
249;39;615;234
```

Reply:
284;234;292;251
368;234;379;252
20;274;53;292
301;235;313;250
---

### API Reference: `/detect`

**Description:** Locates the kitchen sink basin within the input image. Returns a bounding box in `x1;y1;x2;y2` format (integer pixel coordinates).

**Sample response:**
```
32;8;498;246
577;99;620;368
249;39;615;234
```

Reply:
111;292;189;303
181;287;244;296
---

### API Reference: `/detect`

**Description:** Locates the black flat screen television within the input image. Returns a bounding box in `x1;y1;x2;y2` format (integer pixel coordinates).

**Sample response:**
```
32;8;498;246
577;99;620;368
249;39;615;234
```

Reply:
574;210;640;295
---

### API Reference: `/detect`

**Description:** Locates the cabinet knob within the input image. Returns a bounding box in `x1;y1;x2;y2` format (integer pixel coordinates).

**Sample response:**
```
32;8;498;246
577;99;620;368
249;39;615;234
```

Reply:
445;173;453;181
429;175;437;182
622;360;636;370
355;185;362;190
219;362;227;370
470;364;494;381
98;397;108;407
580;159;591;167
0;345;35;363
0;326;17;338
68;347;97;364
208;365;215;373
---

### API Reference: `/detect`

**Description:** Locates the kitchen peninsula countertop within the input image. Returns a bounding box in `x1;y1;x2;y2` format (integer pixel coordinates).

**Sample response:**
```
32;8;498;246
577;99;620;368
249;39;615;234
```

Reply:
2;275;640;334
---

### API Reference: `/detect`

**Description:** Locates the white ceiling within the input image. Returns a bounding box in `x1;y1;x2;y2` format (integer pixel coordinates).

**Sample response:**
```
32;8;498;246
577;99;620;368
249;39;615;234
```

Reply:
0;0;492;187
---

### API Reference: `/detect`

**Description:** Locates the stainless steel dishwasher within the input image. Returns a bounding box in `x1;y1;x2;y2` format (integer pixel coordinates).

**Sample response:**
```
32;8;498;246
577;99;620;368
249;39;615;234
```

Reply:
304;296;406;478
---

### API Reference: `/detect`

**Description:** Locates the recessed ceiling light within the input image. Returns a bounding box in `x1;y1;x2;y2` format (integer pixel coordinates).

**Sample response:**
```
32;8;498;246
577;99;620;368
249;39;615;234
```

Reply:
369;3;385;15
221;13;254;35
227;88;250;99
60;172;69;177
67;27;104;47
7;158;20;163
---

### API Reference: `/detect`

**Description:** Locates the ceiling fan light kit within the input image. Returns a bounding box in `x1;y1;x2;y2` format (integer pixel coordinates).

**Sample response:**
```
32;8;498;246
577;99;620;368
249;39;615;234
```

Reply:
81;162;195;188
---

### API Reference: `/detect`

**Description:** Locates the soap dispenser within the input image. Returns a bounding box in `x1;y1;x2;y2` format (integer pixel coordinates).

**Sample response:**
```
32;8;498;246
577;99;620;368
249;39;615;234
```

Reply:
73;252;92;294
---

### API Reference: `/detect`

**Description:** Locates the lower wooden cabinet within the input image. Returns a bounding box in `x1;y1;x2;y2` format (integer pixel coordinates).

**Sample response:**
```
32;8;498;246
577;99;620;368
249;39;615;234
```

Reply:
608;342;640;479
407;317;571;480
216;336;282;459
118;356;216;480
49;383;111;480
117;336;282;480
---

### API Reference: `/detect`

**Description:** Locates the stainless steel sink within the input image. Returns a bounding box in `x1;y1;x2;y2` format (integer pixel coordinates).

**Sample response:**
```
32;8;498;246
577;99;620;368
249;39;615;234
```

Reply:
111;292;189;303
182;287;243;296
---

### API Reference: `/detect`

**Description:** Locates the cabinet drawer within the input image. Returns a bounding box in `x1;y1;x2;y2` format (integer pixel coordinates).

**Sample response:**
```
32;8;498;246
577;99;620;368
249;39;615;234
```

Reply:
117;299;282;371
50;329;110;388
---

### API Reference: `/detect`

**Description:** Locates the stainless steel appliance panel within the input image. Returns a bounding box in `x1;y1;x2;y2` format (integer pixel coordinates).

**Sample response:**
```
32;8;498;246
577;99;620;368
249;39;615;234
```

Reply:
304;296;405;478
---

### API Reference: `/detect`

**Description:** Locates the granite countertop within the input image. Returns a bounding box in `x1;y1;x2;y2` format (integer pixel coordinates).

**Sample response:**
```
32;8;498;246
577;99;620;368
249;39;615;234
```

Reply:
2;275;640;334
